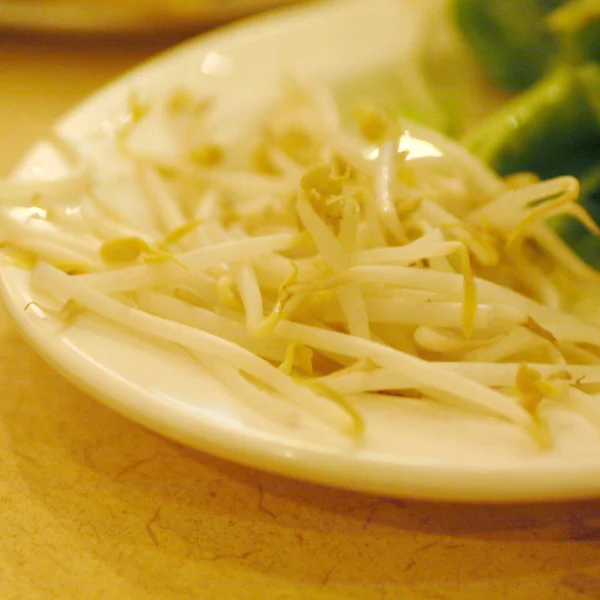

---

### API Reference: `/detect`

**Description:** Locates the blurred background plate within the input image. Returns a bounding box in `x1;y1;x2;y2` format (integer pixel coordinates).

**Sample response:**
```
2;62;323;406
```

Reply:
0;0;303;35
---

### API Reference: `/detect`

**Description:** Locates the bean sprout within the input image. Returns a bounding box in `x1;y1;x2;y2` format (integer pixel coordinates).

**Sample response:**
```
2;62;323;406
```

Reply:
4;79;600;450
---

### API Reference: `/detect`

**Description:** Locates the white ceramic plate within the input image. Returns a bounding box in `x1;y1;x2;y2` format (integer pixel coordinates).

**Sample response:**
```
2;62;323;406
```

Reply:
3;0;600;502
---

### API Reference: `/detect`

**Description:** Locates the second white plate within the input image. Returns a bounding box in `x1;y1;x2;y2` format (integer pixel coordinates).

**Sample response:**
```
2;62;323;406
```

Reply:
0;0;301;35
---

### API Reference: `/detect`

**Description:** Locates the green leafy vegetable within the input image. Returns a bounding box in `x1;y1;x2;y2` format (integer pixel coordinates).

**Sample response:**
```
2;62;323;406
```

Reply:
455;0;600;267
454;0;561;91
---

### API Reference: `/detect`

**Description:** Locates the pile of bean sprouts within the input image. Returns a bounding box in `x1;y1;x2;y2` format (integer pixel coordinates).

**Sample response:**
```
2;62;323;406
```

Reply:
3;79;600;448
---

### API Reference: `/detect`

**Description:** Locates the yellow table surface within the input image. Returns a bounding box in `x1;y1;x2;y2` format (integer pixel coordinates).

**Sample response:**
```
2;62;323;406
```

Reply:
2;31;600;600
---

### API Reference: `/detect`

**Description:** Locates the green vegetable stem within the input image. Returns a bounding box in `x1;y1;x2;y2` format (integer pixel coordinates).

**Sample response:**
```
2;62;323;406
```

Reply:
463;64;600;180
